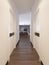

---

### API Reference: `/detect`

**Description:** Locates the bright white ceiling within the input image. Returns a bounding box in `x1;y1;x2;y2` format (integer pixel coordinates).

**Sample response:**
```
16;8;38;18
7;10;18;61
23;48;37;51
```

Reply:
9;0;40;14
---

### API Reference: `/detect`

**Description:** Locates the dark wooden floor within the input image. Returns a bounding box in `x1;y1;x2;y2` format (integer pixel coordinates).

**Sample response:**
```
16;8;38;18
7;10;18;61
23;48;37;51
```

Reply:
8;33;41;65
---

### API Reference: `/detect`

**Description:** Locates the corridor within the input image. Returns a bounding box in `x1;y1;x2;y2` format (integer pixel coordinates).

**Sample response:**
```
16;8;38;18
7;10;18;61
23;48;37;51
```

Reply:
8;33;41;65
0;0;49;65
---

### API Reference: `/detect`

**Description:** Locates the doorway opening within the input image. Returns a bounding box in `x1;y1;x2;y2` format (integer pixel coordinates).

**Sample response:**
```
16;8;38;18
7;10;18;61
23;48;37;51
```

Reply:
19;13;31;40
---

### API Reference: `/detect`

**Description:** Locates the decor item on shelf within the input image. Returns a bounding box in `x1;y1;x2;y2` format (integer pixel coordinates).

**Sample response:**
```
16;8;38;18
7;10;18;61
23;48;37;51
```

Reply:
9;32;14;37
35;32;40;37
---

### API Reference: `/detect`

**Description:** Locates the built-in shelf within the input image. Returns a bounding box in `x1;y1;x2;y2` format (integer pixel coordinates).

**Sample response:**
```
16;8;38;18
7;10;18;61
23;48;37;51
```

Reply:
9;32;14;37
35;32;40;37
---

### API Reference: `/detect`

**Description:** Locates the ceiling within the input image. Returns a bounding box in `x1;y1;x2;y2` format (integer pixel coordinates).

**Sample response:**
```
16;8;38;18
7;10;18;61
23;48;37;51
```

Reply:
14;0;35;13
9;0;40;14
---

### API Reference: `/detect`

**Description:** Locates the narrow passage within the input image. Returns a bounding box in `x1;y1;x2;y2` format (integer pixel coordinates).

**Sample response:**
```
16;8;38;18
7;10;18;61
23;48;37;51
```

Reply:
8;33;41;65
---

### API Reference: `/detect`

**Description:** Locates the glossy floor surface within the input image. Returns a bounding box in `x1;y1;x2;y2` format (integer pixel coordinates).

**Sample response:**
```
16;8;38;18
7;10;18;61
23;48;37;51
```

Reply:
8;33;41;65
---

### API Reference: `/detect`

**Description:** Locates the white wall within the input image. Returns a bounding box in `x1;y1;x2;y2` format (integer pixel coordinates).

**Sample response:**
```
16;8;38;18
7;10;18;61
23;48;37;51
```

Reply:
0;0;19;65
31;0;49;65
9;8;19;55
19;13;31;25
39;1;49;65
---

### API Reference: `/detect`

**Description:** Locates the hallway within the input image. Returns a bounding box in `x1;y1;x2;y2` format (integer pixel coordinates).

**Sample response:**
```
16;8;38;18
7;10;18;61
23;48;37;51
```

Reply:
0;0;49;65
8;33;41;65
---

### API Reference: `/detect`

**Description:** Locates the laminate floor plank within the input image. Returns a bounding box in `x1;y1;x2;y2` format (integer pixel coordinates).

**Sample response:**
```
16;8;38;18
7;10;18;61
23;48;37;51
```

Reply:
8;33;41;65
